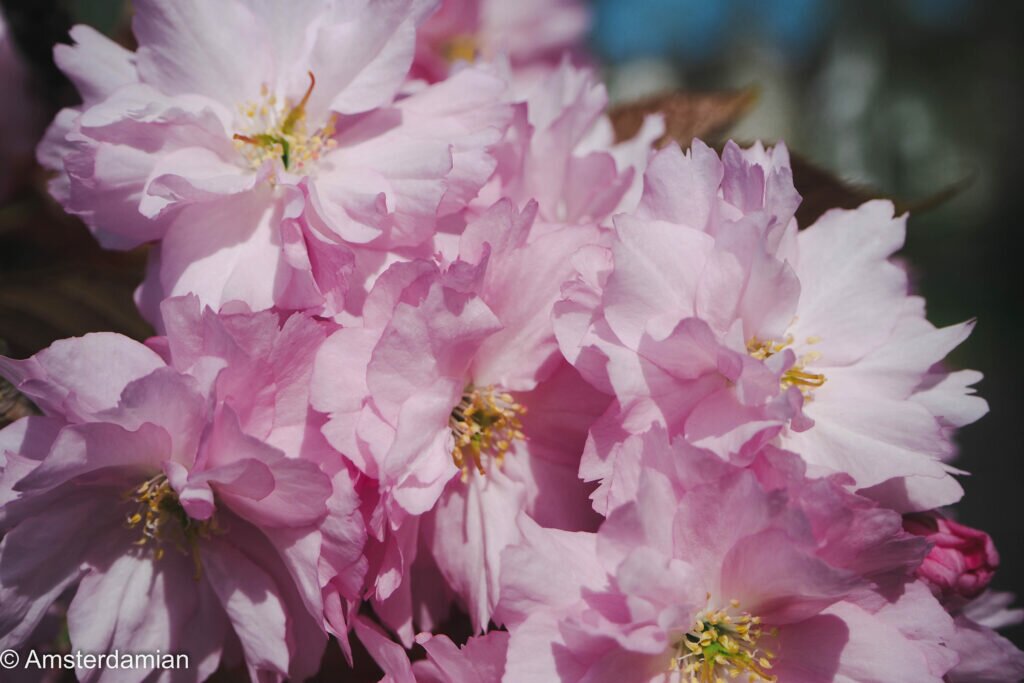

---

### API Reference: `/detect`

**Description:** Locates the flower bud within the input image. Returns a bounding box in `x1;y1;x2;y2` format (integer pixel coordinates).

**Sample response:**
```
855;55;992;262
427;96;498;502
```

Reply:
904;512;999;604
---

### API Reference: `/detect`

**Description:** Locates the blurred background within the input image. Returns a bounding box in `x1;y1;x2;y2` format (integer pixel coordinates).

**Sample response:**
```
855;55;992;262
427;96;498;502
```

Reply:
2;0;1022;663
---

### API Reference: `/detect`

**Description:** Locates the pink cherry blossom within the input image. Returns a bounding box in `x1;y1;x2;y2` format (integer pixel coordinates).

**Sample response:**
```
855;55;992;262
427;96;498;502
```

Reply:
0;298;366;681
412;0;590;84
496;430;958;683
312;200;608;640
38;0;512;324
9;1;1020;677
554;139;983;515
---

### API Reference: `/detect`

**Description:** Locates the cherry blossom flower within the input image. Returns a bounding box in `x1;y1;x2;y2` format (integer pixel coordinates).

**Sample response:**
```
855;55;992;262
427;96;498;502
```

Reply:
496;431;959;683
10;1;1021;678
312;200;608;641
554;140;983;515
0;298;365;681
39;0;512;324
412;0;590;85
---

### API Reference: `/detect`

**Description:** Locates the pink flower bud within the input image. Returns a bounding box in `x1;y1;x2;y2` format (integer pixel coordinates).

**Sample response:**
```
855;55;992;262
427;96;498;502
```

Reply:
904;512;999;604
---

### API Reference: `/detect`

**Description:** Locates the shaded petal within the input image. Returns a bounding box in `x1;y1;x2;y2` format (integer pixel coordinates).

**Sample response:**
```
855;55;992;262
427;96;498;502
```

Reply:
0;493;116;650
202;539;291;677
16;421;169;493
354;616;415;683
69;545;226;683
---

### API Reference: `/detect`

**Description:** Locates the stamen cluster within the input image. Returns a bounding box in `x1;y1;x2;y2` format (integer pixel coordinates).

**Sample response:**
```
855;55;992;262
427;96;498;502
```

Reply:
747;335;826;397
449;385;526;478
233;72;337;173
671;600;776;683
442;35;479;63
124;473;218;577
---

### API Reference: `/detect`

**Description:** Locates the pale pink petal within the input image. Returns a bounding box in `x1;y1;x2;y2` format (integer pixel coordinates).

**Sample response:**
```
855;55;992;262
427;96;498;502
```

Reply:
636;140;724;229
423;470;526;631
496;517;603;627
53;25;137;105
144;191;288;318
602;217;715;348
310;0;423;116
467;203;601;390
132;0;271;106
0;334;165;422
788;201;909;366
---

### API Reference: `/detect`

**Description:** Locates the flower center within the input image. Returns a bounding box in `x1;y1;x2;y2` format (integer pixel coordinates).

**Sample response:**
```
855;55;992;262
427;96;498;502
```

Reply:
233;71;337;173
449;385;526;479
441;34;479;63
124;473;219;579
747;334;826;398
670;599;777;682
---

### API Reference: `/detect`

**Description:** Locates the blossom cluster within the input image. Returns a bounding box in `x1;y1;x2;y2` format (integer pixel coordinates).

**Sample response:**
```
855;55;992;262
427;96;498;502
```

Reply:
1;1;1021;681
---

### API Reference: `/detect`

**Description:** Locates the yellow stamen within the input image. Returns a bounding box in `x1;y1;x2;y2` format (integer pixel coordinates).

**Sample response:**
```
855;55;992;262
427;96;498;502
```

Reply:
282;71;317;135
449;385;526;480
747;335;826;398
233;71;338;173
442;34;479;63
123;473;221;580
670;599;777;683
